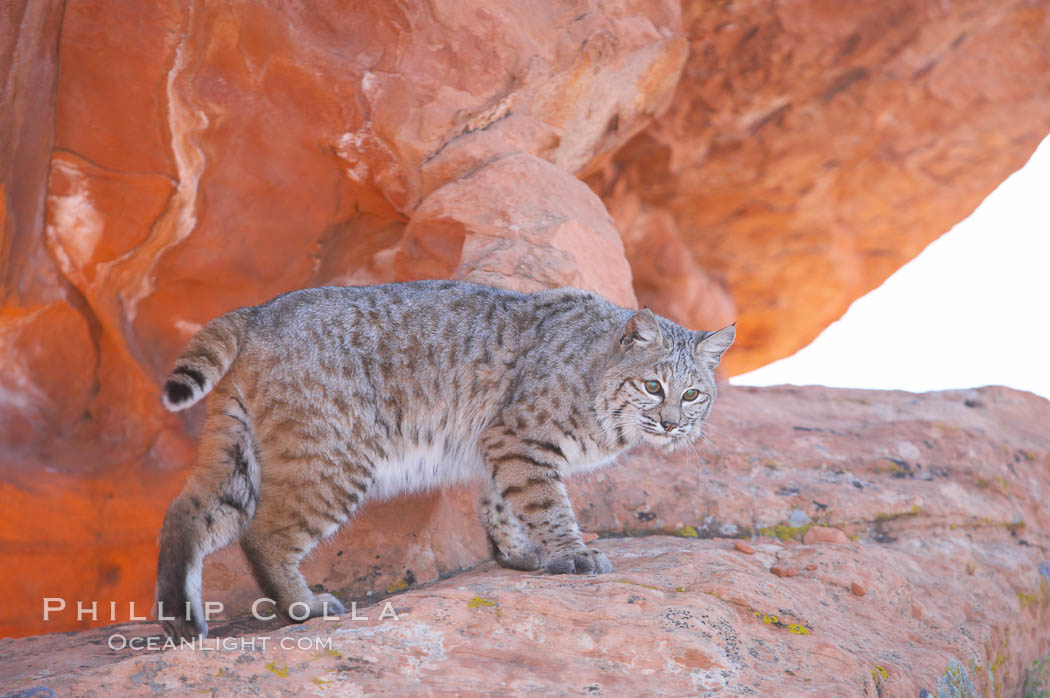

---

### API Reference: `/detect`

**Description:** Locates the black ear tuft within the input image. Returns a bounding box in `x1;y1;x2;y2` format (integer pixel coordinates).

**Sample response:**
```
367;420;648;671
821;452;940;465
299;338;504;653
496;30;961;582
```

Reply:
620;308;662;350
164;380;194;405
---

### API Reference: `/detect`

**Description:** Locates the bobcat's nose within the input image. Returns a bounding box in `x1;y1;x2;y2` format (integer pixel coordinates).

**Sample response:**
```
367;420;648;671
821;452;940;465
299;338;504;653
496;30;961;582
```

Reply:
660;420;678;432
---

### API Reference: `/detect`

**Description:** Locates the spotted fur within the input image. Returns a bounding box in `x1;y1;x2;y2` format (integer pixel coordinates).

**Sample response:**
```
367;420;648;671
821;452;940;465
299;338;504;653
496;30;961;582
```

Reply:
155;281;733;639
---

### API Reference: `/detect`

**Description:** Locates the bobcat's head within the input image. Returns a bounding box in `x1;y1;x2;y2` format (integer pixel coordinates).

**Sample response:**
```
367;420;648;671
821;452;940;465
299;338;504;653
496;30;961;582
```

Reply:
597;309;734;452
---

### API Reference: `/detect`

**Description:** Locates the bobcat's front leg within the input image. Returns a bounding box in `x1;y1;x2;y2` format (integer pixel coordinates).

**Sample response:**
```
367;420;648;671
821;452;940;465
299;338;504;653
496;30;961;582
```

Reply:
479;480;543;571
480;427;612;575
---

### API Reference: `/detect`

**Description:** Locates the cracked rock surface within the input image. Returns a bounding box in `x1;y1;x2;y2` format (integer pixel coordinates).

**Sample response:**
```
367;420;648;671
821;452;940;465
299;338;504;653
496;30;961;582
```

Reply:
2;385;1048;695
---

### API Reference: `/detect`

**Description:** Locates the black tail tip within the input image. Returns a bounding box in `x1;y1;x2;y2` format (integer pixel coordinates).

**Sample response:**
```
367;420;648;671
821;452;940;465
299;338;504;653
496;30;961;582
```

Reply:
164;380;194;405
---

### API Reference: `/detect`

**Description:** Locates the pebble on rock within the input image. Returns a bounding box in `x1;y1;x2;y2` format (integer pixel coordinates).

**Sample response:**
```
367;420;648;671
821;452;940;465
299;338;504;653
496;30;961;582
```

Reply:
803;526;851;545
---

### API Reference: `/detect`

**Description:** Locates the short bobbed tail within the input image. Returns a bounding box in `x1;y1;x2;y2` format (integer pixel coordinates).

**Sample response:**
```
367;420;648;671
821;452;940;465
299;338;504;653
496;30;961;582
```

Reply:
162;308;252;411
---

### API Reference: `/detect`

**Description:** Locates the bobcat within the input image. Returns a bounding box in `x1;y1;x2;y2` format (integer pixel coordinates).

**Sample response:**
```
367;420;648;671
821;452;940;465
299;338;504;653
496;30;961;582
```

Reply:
155;280;734;640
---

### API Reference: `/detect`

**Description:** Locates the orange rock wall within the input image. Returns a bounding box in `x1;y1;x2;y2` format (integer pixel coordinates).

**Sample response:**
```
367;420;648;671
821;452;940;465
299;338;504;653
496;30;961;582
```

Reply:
1;0;1048;638
589;0;1050;372
0;0;684;639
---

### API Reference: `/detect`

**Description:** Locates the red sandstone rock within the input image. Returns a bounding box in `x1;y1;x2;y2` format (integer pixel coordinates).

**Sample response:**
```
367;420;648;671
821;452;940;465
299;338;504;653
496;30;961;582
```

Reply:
4;529;1047;696
0;0;65;304
851;581;868;597
0;385;1047;693
587;0;1050;373
2;0;1050;650
617;208;737;333
734;541;756;554
396;153;636;307
21;380;1035;659
771;565;799;578
803;526;851;545
0;0;683;639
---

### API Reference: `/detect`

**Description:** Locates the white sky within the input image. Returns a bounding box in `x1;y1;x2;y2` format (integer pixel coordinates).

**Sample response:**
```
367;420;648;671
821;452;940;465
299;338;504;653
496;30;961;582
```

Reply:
732;133;1050;400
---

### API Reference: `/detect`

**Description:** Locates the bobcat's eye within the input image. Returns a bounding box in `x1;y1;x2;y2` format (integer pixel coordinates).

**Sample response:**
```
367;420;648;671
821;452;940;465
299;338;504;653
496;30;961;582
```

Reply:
682;388;700;402
644;380;663;395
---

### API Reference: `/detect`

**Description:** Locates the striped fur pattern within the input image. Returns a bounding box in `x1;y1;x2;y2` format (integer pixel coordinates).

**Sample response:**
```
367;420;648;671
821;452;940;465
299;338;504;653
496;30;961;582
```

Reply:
155;280;734;640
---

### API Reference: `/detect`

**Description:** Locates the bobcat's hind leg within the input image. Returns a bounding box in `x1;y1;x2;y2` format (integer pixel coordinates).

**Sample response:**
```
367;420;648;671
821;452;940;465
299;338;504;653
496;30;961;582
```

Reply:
156;393;260;640
239;455;372;623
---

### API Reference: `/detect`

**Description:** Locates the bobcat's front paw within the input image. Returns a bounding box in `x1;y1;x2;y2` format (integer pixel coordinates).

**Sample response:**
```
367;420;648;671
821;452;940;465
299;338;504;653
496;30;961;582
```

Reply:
496;544;544;571
545;548;613;575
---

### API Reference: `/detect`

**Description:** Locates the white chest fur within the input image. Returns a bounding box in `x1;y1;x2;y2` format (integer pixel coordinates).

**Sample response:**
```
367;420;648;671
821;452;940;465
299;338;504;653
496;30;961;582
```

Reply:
559;435;625;475
367;437;485;502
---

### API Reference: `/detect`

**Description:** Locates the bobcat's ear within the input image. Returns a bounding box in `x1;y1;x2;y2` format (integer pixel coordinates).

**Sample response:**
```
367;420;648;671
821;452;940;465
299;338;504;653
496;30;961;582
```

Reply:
695;324;735;367
620;309;662;350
